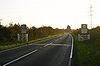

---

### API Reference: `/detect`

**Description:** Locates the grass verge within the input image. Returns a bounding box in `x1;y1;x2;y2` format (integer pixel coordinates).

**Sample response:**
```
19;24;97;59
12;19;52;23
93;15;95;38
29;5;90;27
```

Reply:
0;34;59;52
73;37;100;66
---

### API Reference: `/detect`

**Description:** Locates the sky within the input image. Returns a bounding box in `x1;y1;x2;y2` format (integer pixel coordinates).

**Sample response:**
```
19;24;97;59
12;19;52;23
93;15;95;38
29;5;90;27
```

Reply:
0;0;99;29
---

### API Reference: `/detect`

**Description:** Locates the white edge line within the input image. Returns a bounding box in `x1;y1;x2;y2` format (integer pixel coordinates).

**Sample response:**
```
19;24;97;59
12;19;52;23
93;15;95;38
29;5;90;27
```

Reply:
2;49;38;66
70;34;73;58
68;34;74;66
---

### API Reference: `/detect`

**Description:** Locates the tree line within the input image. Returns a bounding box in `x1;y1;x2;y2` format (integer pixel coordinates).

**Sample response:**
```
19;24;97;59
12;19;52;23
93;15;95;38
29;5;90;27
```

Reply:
0;23;64;45
89;26;100;43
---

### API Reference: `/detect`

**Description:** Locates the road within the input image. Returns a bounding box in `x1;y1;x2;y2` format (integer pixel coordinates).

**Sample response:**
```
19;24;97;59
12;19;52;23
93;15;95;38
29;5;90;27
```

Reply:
0;34;73;66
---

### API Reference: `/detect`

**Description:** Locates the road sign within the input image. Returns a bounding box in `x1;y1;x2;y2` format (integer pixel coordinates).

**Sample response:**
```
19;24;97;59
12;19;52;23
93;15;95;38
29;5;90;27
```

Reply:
81;29;88;34
17;24;28;41
81;24;87;29
78;24;90;41
21;24;27;33
78;34;90;41
81;24;88;34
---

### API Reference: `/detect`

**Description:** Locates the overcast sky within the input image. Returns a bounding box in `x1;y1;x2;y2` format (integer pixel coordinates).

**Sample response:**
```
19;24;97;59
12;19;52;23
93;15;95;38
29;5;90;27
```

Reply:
0;0;99;29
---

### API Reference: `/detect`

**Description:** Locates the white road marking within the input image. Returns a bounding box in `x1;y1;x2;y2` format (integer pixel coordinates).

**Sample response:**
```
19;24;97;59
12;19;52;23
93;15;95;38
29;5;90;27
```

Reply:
2;49;38;66
43;43;70;47
2;34;73;66
43;42;52;47
33;44;45;46
68;34;74;66
43;44;48;47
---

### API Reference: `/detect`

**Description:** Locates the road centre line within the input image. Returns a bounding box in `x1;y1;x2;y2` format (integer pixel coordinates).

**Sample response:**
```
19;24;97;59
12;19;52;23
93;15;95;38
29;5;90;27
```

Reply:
2;49;38;66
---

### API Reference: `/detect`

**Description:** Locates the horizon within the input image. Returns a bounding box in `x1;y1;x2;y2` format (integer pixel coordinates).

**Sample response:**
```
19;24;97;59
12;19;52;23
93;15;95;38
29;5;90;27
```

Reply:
0;0;100;29
1;22;100;29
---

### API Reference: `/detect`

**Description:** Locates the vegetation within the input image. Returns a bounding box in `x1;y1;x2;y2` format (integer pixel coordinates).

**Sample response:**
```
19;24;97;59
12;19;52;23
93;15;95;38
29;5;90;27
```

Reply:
65;25;71;32
28;26;63;41
0;23;64;51
72;26;100;66
0;24;63;43
0;35;58;51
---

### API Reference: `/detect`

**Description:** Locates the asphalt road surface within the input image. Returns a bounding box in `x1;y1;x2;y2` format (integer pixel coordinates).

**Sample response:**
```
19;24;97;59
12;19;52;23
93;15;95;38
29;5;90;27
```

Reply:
0;34;73;66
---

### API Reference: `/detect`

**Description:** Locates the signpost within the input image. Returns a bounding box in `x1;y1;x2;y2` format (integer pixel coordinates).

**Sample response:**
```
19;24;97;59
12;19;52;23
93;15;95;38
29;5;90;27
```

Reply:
21;24;27;33
78;24;90;41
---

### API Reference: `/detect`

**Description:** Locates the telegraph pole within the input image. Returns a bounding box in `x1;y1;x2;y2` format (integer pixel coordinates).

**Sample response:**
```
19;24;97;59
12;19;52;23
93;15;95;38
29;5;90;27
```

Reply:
90;5;93;29
0;19;2;25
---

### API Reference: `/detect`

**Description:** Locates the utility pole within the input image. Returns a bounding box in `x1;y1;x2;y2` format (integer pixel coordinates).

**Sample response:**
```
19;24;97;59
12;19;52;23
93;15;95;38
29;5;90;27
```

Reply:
90;5;93;29
0;19;2;25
